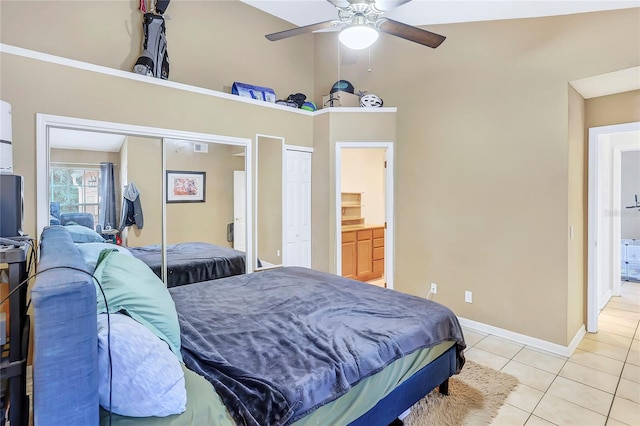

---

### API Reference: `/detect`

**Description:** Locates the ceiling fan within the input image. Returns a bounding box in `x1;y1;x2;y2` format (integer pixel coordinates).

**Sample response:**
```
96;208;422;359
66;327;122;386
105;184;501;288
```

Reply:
265;0;446;50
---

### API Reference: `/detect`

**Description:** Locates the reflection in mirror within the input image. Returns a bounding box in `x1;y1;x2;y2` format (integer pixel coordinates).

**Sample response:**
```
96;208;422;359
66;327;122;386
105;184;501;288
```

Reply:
255;135;283;270
48;129;163;252
161;139;250;286
118;136;163;249
165;139;245;246
42;122;252;288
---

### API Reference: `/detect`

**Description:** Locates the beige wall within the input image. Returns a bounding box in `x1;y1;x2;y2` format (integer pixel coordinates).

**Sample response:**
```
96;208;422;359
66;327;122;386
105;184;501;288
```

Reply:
165;141;243;246
50;148;119;166
567;86;586;343
341;148;386;226
0;0;315;101
314;8;639;345
122;136;163;247
257;136;283;265
586;90;640;129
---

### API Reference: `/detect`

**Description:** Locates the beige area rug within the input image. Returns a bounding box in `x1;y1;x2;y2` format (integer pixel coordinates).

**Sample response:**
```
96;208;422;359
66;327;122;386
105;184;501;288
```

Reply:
404;361;519;426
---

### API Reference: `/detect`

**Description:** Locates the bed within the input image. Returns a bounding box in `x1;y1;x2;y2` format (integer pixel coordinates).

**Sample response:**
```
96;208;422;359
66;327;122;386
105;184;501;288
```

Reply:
127;242;252;287
32;226;466;426
53;212;252;286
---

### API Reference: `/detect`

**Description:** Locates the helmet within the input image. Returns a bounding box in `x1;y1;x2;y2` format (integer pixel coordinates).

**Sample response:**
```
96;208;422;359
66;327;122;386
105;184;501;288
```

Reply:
301;101;317;111
286;92;307;108
330;80;355;94
360;94;383;108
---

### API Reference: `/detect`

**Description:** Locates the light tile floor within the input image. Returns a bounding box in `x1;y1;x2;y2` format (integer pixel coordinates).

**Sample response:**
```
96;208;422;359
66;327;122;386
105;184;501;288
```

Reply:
462;281;640;426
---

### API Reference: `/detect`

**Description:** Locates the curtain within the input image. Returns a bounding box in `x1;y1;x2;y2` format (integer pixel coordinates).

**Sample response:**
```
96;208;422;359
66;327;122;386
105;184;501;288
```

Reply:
99;162;117;230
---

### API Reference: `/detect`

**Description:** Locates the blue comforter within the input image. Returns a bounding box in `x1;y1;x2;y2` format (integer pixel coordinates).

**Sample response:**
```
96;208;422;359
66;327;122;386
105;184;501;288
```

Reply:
169;267;466;426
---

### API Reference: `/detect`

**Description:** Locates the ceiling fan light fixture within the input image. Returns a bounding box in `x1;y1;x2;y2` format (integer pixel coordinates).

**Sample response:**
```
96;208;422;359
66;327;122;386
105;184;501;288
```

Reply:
339;25;379;50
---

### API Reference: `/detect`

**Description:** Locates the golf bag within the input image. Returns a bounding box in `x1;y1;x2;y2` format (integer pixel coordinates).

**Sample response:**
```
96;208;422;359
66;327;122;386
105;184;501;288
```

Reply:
133;12;169;79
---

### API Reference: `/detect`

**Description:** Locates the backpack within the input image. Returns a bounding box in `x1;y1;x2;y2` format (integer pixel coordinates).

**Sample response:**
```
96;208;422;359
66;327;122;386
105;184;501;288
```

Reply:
133;1;170;79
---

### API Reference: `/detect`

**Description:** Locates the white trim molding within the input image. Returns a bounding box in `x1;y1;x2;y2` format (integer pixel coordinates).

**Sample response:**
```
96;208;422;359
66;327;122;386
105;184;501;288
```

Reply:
1;43;397;117
284;144;314;153
459;317;587;358
587;121;640;332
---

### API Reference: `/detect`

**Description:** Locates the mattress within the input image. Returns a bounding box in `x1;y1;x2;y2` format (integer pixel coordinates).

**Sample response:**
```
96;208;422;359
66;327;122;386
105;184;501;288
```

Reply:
99;341;454;426
127;242;249;287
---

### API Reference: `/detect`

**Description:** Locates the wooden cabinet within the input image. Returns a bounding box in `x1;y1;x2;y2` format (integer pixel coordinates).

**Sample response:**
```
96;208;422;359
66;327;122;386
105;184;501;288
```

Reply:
341;225;384;282
341;231;357;279
356;229;373;277
372;227;385;276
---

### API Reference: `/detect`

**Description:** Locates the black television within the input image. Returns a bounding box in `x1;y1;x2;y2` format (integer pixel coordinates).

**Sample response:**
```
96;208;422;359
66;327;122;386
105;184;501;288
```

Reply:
0;174;24;237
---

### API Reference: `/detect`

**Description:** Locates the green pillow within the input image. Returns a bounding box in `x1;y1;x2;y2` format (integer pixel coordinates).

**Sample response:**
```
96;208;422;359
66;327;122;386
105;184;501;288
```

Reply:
93;251;182;361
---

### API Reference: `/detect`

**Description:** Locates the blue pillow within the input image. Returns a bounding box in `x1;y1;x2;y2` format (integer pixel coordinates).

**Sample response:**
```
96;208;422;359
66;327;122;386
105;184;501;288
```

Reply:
97;313;186;417
93;251;182;360
65;224;105;243
75;243;132;270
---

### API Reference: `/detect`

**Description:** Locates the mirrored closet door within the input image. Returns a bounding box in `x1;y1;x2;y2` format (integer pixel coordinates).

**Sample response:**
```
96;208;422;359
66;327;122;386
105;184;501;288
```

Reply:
37;114;253;286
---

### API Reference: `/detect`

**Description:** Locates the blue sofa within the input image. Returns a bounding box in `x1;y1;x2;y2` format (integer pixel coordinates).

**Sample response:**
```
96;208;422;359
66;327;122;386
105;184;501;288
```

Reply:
32;226;98;425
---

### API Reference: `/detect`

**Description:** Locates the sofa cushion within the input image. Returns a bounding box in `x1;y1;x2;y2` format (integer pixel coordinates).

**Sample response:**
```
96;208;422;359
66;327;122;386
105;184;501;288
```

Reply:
65;224;105;243
93;251;182;360
97;313;186;417
75;242;132;270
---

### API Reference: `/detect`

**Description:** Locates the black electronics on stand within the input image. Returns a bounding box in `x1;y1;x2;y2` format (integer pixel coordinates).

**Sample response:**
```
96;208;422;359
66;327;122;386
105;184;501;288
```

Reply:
0;174;24;238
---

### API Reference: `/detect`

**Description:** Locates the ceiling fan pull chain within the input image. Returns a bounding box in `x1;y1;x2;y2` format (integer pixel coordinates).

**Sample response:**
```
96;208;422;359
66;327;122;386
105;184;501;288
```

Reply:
368;47;372;73
337;39;341;86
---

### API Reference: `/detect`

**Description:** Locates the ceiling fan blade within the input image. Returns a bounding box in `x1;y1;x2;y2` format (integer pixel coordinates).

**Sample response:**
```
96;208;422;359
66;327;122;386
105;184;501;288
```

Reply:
373;0;412;11
326;0;350;7
266;20;339;41
377;18;446;48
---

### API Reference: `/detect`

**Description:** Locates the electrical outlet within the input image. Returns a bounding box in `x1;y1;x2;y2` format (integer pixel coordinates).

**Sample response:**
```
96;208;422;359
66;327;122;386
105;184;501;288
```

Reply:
430;283;438;294
277;249;280;257
465;291;473;303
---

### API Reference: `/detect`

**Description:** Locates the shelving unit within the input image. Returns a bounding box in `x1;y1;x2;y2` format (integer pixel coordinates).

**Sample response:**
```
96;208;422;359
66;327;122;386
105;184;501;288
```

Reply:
0;245;28;426
341;192;364;226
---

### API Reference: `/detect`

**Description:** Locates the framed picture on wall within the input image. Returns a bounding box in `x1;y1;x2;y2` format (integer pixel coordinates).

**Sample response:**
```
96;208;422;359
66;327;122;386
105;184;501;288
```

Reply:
166;170;206;203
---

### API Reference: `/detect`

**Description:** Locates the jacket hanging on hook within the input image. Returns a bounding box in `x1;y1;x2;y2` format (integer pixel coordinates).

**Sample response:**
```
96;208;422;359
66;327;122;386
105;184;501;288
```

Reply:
119;182;144;231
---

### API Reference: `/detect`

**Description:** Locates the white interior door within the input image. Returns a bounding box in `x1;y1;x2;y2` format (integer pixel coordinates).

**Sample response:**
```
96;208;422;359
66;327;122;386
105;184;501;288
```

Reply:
233;170;246;252
284;149;311;267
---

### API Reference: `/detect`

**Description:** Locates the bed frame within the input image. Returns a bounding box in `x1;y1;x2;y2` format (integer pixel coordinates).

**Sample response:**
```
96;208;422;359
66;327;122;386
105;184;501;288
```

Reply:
31;226;456;425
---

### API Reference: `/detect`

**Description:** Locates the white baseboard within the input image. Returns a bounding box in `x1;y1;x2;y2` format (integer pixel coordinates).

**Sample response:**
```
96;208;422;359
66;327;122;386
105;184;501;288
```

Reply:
458;317;586;358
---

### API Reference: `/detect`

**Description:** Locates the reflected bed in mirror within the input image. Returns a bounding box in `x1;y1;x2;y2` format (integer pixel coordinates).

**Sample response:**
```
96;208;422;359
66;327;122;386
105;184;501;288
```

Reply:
255;135;284;271
38;115;254;286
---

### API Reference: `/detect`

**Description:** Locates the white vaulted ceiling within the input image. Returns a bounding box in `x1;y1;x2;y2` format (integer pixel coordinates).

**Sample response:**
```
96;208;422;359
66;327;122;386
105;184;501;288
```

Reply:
240;0;639;28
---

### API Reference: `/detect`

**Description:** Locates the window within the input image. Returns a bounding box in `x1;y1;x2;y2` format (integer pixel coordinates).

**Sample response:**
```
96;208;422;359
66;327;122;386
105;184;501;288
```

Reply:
50;166;100;224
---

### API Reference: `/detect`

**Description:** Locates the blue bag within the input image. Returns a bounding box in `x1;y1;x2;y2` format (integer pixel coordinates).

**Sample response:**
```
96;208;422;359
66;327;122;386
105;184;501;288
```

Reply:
231;82;276;103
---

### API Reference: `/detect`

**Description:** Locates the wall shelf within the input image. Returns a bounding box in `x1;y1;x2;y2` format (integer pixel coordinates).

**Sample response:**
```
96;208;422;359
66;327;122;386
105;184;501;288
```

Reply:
341;193;364;227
